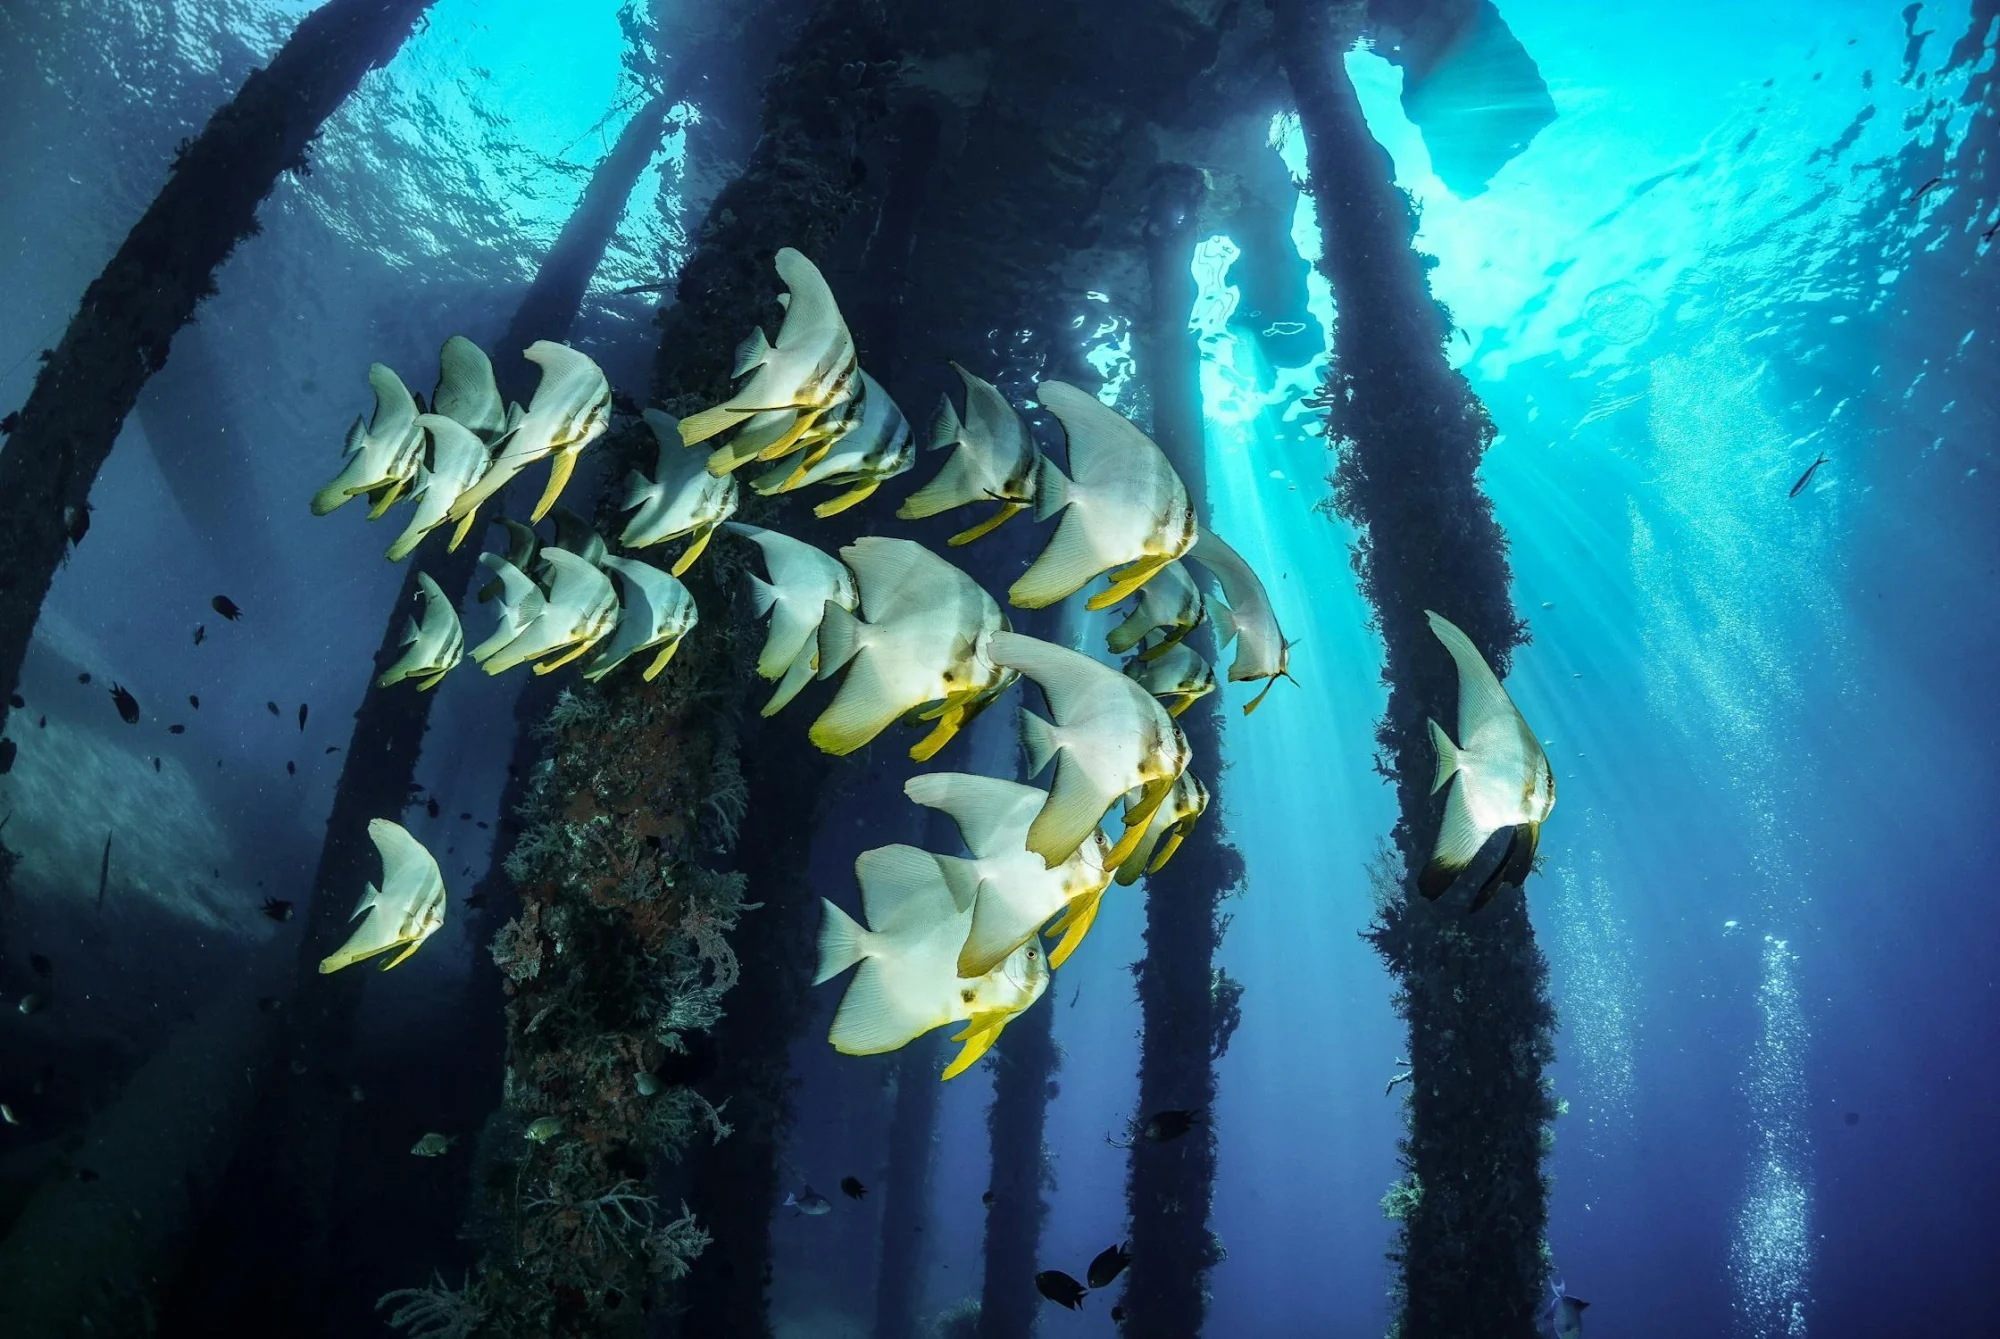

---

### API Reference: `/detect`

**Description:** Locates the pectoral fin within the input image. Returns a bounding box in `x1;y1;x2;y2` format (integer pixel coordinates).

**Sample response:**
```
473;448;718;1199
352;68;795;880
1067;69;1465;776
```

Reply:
670;524;715;577
1147;820;1193;874
1243;673;1281;715
1086;555;1172;612
642;638;682;681
908;705;966;763
366;477;409;520
448;505;481;553
1046;891;1105;969
941;1013;1010;1081
1137;623;1193;662
529;450;577;524
532;639;595;675
814;480;879;518
380;939;424;970
1103;776;1173;872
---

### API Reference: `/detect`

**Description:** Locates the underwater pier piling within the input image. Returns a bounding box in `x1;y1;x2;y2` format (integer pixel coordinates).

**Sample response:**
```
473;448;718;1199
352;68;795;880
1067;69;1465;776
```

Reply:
1115;162;1244;1339
1271;3;1557;1335
0;0;435;740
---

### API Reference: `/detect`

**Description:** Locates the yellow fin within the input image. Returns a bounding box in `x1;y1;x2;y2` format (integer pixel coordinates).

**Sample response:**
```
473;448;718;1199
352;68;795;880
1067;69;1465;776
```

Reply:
448;505;480;553
1243;673;1281;715
642;638;681;681
532;639;595;675
380;939;423;970
947;501;1026;547
529;450;577;524
670;525;714;577
679;403;748;447
1137;623;1192;662
908;706;965;763
1168;693;1196;718
1086;555;1171;612
1046;892;1104;969
814;480;879;518
1147;822;1191;875
1103;777;1172;871
754;407;822;461
366;478;408;520
417;670;448;692
941;1014;1009;1081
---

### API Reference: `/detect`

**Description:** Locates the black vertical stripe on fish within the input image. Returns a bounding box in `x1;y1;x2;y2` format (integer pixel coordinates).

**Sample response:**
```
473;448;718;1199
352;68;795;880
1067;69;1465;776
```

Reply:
97;833;111;910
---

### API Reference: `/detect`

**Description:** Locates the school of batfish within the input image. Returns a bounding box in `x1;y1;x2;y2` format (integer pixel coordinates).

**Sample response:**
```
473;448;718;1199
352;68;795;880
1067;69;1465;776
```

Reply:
305;247;1551;1079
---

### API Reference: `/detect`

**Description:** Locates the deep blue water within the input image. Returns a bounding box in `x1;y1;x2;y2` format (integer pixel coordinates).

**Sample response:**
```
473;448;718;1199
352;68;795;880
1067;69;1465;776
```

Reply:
0;2;1996;1336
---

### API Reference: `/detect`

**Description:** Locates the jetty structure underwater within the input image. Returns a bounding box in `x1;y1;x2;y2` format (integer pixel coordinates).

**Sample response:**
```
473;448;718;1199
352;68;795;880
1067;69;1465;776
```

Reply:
0;1;1573;1337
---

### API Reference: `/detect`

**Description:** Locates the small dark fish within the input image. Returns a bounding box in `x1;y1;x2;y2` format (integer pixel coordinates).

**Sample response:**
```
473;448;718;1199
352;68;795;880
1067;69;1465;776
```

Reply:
426;798;440;819
1788;453;1828;498
258;996;284;1013
1111;1305;1125;1323
286;760;296;776
460;812;472;821
7;692;21;708
168;723;185;734
108;683;139;724
97;832;112;910
212;595;242;620
1034;1270;1087;1310
840;1176;867;1200
298;703;308;732
463;892;487;910
29;953;52;977
37;715;45;728
982;1190;995;1206
1087;1242;1131;1289
75;1166;101;1183
1911;175;1942;201
1070;984;1080;1008
0;738;14;774
261;898;294;922
476;821;489;830
266;701;279;716
77;672;91;685
193;624;206;646
326;746;340;754
189;695;199;709
64;503;90;547
1142;1108;1202;1143
1844;1111;1860;1126
152;756;161;773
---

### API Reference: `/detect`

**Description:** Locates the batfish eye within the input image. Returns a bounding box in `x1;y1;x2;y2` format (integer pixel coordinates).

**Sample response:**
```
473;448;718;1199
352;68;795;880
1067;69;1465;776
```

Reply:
960;988;976;1003
1026;947;1038;960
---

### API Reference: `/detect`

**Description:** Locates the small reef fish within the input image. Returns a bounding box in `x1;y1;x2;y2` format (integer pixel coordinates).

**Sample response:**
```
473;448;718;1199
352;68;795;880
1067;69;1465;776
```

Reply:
897;360;1039;545
193;624;205;645
410;1132;455;1157
1105;558;1204;657
1186;527;1292;713
785;1186;832;1216
815;844;1049;1080
750;369;913;517
582;556;698;683
107;683;139;724
1087;1242;1131;1289
1788;452;1828;498
1112;769;1209;886
1123;640;1215;717
840;1176;866;1200
189;695;199;709
211;595;242;621
619;408;739;575
447;341;610;530
524;1116;565;1143
317;819;447;974
985;631;1190;871
297;703;308;732
1545;1281;1589;1338
1420;610;1555;909
377;572;464;691
1010;380;1195;612
903;771;1112;975
267;701;280;716
429;334;509;442
471;548;618;676
261;897;293;922
1034;1270;1087;1310
810;538;1013;761
680;247;858;450
386;414;493;559
29;953;51;977
724;522;858;717
311;363;425;517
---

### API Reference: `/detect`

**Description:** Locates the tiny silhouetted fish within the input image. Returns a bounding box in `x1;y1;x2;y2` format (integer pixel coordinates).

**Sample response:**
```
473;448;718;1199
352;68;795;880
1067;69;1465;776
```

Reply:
0;739;14;774
1789;453;1828;498
840;1176;866;1200
298;703;308;732
36;715;45;728
77;672;90;685
286;760;296;776
193;624;205;646
1844;1111;1860;1126
152;757;161;773
1034;1270;1086;1310
982;1190;995;1206
75;1167;100;1183
1111;1304;1125;1322
1087;1242;1131;1289
29;953;51;977
212;595;242;620
262;898;293;922
326;746;340;754
460;812;472;820
477;821;489;830
64;503;89;547
1142;1109;1201;1142
109;685;139;724
189;695;199;709
97;833;111;910
266;701;279;716
168;723;185;735
426;798;440;819
1912;175;1942;201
